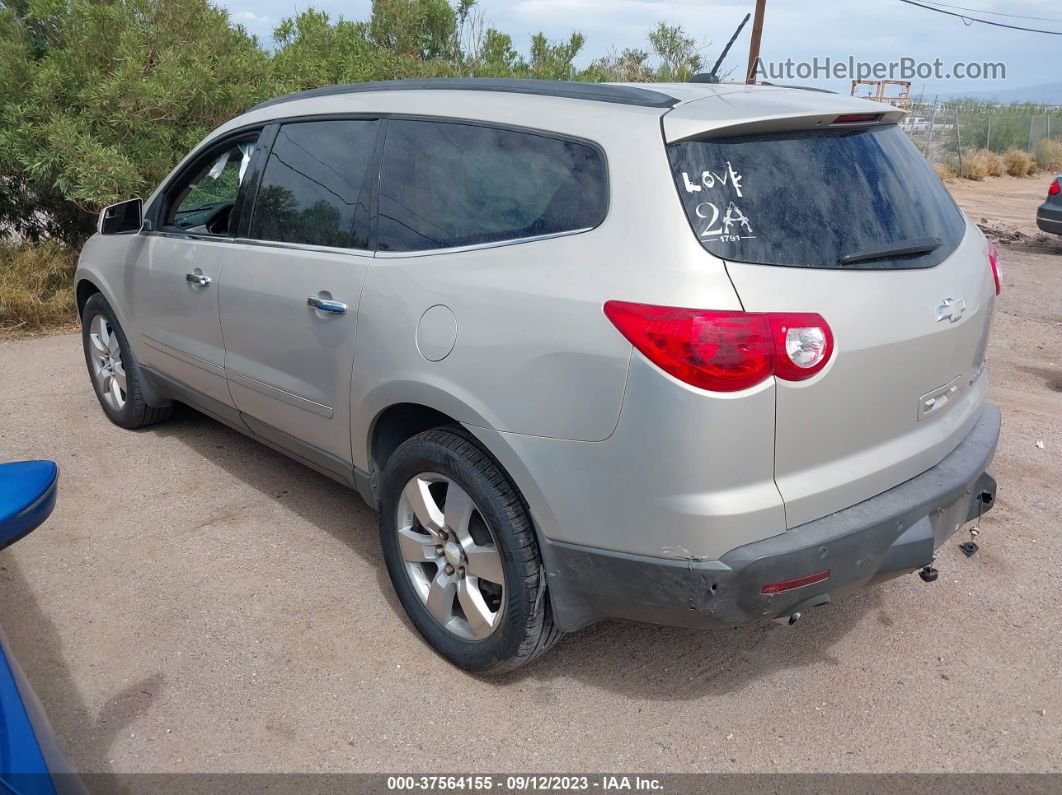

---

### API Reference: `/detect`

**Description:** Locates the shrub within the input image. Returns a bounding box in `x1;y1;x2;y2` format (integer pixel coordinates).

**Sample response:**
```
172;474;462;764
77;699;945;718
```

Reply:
1034;138;1062;172
933;161;957;180
0;242;78;334
958;148;1005;180
1003;148;1036;177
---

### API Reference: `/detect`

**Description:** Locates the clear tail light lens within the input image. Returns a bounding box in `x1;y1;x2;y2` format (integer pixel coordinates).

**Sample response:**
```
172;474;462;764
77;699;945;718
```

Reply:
988;242;1003;296
603;301;834;392
770;314;834;380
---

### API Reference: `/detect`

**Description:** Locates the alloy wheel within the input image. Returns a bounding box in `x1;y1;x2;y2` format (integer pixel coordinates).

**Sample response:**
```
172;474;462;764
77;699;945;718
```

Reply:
396;473;506;641
88;313;127;411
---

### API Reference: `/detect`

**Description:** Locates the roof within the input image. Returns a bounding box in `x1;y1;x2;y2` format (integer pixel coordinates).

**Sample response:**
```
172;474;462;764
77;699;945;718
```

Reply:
248;78;680;113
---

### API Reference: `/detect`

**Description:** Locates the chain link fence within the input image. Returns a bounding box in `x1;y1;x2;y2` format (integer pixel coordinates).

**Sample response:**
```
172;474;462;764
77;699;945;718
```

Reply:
901;100;1062;177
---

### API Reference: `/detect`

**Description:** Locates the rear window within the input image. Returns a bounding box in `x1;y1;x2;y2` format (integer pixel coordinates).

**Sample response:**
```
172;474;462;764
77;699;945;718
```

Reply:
668;124;966;269
378;119;606;252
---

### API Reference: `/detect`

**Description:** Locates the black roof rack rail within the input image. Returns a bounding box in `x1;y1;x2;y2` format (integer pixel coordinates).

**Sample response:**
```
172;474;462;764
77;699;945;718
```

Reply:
247;78;679;113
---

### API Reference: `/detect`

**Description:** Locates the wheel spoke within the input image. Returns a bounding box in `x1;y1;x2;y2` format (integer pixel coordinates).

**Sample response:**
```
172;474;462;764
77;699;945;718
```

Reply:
465;544;504;585
403;477;444;536
111;362;127;392
443;484;475;543
398;527;439;563
109;376;125;406
107;329;121;358
457;578;496;639
89;331;109;357
425;569;457;625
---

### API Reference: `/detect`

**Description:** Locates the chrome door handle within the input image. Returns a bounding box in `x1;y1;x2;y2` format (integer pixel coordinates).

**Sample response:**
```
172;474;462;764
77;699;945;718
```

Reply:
186;272;211;286
307;296;347;315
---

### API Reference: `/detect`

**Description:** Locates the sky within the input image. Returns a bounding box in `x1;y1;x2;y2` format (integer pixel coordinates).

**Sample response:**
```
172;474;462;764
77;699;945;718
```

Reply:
221;0;1059;100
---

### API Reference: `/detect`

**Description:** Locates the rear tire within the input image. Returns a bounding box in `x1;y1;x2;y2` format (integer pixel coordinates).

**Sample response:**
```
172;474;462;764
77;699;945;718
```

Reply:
81;293;171;429
379;426;561;674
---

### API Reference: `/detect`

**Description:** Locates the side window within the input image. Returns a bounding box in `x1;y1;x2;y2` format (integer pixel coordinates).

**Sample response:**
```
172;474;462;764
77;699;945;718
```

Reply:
377;120;607;252
163;137;259;235
248;119;378;249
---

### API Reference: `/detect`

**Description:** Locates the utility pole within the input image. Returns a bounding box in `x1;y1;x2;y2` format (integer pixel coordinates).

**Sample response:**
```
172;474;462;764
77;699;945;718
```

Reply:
745;0;766;84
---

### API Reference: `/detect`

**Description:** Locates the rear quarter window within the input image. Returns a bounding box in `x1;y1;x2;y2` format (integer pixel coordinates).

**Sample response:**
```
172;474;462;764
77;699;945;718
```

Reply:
668;124;966;269
377;119;607;252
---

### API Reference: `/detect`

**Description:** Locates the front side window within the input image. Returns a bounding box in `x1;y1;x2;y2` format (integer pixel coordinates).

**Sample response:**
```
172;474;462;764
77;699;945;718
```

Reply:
249;119;379;249
164;138;258;235
377;120;607;252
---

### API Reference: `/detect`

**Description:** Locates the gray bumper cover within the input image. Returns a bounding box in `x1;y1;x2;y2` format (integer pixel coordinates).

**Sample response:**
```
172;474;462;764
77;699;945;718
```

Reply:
541;404;1001;632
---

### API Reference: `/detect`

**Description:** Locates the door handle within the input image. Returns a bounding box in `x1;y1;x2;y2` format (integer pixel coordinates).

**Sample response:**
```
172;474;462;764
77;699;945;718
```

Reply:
186;272;211;287
307;296;347;315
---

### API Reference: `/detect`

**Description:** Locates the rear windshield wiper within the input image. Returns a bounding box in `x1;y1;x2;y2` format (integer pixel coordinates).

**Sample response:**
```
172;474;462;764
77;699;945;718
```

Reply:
840;236;942;267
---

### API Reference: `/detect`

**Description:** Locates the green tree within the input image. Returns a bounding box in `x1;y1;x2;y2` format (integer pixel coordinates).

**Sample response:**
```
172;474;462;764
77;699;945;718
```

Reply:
0;0;271;245
647;21;702;81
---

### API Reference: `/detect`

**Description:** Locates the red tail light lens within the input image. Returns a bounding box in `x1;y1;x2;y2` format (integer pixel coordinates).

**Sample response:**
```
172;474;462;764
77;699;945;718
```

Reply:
988;242;1003;296
603;301;834;392
1050;178;1060;196
769;313;835;381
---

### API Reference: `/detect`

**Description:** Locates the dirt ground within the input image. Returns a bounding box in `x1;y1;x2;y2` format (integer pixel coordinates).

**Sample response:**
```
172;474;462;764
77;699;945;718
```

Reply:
946;174;1057;238
1;178;1060;775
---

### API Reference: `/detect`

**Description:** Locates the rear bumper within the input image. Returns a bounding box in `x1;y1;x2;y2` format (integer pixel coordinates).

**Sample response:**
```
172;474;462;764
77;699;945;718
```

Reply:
1037;203;1062;235
542;404;1000;632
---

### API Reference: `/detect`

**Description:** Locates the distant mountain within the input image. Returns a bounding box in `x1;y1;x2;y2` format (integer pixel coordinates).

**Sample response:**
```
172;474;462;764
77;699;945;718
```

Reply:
937;81;1062;105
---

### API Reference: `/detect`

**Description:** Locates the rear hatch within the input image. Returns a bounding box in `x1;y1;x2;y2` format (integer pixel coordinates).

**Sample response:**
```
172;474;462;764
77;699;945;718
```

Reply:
664;92;997;527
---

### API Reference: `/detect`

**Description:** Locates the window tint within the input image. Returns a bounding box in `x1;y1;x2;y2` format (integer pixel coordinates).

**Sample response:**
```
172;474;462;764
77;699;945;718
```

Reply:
378;120;606;252
667;125;966;269
249;120;378;249
164;138;258;235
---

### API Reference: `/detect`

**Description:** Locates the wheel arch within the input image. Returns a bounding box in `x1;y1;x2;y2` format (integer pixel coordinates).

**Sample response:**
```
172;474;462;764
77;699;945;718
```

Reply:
75;278;101;318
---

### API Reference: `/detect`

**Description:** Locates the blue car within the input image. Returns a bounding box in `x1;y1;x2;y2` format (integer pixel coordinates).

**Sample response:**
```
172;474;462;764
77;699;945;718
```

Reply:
0;461;82;794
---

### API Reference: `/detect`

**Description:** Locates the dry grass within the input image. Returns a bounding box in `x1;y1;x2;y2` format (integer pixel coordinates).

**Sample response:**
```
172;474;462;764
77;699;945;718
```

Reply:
1034;138;1062;172
1003;148;1037;177
958;148;1006;180
0;241;79;336
933;161;957;180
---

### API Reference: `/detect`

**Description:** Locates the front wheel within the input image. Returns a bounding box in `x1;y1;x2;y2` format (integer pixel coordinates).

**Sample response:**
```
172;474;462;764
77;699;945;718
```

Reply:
378;427;561;674
81;293;171;429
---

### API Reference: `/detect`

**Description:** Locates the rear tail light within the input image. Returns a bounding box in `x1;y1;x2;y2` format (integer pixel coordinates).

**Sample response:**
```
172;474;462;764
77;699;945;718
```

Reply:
761;569;830;594
603;301;834;392
1050;178;1060;196
988;242;1003;296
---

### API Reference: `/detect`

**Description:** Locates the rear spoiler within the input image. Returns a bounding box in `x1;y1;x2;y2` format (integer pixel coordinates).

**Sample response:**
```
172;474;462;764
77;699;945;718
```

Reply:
663;88;905;143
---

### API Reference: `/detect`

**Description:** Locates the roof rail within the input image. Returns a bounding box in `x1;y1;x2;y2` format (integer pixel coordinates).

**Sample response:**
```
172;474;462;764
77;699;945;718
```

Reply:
757;82;837;95
248;78;679;113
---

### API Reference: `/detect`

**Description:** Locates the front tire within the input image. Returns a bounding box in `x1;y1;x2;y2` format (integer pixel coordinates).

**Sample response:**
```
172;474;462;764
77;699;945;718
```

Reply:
379;427;561;674
81;293;171;429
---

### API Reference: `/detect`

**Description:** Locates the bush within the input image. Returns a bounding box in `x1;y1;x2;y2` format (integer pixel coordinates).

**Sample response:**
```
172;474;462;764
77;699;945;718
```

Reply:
958;148;1005;180
0;242;78;334
1003;148;1036;177
933;161;957;180
1034;138;1062;172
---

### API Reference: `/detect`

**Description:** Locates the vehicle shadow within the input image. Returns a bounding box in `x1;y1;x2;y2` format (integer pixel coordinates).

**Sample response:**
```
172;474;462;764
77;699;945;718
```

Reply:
0;554;159;786
145;404;884;700
508;587;884;699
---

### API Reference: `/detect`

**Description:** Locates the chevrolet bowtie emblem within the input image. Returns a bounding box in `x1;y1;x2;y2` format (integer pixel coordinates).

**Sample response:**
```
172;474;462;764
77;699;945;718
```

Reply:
936;297;966;323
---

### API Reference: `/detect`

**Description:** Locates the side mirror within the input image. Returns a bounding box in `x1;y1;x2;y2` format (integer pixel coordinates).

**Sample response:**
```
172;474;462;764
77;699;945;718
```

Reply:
98;198;144;235
0;461;59;551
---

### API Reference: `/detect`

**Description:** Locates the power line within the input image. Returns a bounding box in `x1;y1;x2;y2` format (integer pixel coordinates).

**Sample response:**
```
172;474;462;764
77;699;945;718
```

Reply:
898;0;1062;33
919;0;1062;23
